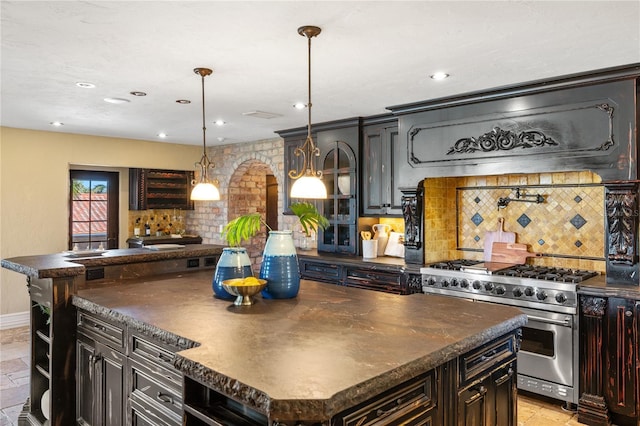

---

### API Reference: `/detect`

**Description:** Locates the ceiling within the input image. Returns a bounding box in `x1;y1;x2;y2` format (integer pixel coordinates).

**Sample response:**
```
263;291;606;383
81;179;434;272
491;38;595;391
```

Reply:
2;1;639;146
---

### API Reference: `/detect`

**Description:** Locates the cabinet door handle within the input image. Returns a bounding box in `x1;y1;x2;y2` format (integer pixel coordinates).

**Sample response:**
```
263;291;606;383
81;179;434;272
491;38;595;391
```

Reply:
88;354;101;381
156;392;174;405
376;397;406;417
158;352;173;364
495;367;514;386
625;310;633;317
465;385;487;404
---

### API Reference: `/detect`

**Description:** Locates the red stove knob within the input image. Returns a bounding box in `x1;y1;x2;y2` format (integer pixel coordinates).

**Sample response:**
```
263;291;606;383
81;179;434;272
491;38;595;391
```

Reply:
513;288;523;297
472;280;482;290
460;279;469;288
524;287;535;297
536;291;548;301
555;293;567;304
496;285;506;295
484;282;494;291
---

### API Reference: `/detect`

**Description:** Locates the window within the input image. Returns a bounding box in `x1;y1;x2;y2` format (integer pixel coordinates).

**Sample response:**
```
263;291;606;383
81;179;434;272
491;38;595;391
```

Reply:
69;171;119;250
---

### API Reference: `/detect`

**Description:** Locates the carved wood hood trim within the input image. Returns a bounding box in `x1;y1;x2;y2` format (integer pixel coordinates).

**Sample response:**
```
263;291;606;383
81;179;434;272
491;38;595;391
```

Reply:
408;101;616;167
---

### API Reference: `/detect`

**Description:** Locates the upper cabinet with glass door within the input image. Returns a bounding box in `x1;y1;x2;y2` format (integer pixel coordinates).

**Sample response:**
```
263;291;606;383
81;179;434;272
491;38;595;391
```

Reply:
315;123;359;254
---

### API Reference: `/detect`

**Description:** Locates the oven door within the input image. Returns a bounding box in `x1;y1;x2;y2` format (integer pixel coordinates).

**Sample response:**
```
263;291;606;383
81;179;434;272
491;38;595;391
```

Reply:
517;307;575;387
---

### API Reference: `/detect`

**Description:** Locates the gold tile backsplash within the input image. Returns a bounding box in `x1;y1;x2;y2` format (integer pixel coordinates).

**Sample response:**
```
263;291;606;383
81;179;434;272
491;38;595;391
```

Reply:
423;172;606;272
127;209;188;237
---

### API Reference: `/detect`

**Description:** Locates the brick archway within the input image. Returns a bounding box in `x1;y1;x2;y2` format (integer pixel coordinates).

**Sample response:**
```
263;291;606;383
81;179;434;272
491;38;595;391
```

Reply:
227;159;275;270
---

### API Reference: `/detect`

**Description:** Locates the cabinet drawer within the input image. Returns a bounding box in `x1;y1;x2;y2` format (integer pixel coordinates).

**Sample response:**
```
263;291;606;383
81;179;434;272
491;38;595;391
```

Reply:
459;334;516;386
130;359;182;424
130;333;182;389
299;260;342;283
335;370;435;426
344;268;402;294
130;396;180;426
77;310;125;351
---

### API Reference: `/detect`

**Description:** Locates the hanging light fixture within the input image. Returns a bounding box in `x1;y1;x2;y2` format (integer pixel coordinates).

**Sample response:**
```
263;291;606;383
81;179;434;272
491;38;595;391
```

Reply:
190;67;221;201
288;25;327;199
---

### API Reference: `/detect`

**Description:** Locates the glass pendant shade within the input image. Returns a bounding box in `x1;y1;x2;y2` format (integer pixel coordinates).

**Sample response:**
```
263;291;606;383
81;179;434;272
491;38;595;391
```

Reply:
288;25;327;200
191;181;220;201
190;67;220;202
290;175;327;199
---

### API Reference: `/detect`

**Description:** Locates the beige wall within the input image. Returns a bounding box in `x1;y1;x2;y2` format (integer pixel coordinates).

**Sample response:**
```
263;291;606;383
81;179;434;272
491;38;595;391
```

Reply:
0;127;203;316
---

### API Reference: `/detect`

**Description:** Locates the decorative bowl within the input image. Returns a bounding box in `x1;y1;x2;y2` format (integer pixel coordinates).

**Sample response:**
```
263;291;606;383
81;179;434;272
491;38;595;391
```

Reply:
221;277;267;306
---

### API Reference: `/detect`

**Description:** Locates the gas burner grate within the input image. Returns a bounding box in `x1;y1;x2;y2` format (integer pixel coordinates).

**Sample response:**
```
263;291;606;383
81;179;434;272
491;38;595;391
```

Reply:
495;265;599;282
429;259;480;271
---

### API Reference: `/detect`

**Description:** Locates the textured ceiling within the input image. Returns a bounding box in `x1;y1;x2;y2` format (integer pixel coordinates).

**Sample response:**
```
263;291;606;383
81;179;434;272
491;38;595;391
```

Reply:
1;1;639;146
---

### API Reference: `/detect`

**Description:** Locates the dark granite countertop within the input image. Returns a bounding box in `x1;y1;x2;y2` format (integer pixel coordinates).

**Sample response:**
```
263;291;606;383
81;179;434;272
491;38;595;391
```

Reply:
73;270;527;421
579;274;640;299
1;244;224;279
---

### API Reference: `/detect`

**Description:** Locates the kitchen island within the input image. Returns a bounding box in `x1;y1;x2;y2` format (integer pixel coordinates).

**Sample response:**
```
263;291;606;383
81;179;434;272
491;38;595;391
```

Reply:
73;270;527;425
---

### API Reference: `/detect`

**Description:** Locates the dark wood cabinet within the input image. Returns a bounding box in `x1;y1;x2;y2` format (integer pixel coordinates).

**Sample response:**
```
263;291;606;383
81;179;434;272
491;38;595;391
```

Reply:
20;277;77;426
76;310;127;426
334;370;438;425
183;332;520;425
361;119;402;216
578;294;639;426
298;256;422;295
129;168;194;210
76;310;185;426
128;330;184;425
316;124;359;254
604;297;637;421
457;336;517;426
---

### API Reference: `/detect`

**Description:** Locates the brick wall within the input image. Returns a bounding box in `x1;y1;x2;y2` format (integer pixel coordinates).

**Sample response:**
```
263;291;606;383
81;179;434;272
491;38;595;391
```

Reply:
185;137;300;269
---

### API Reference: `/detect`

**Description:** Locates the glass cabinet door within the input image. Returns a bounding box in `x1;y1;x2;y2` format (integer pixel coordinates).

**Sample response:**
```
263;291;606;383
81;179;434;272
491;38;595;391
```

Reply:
318;141;357;254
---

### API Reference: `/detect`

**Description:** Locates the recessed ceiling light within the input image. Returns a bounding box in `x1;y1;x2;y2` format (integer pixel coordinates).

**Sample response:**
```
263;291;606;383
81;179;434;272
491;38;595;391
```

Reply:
49;121;64;127
176;99;191;104
293;102;306;109
214;120;225;126
103;97;130;104
76;82;95;89
157;132;168;138
130;91;147;96
430;72;450;81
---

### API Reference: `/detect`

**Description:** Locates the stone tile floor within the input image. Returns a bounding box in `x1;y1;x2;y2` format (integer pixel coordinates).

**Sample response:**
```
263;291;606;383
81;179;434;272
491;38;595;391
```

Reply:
0;326;584;425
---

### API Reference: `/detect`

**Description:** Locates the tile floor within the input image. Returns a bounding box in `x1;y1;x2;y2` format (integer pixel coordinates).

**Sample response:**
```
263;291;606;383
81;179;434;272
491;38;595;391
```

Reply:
0;326;584;425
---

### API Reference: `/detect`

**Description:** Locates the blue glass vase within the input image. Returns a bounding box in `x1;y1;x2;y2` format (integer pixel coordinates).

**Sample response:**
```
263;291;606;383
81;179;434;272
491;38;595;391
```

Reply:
212;247;253;299
260;231;300;299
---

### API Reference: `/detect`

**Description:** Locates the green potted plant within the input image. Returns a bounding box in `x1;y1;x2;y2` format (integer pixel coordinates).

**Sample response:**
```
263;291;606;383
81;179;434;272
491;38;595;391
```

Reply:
221;201;328;247
218;202;328;300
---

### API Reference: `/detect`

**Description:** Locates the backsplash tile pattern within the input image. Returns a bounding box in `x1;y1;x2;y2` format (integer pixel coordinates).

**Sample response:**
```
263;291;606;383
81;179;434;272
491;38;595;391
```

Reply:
423;172;606;272
127;209;188;237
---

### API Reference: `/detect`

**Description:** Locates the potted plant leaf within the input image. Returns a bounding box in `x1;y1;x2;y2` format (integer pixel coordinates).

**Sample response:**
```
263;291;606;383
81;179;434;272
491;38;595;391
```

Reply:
218;202;328;299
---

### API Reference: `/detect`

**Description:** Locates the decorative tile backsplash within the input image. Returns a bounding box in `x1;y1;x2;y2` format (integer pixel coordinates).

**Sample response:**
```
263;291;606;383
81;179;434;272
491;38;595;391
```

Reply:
127;209;188;237
423;172;606;272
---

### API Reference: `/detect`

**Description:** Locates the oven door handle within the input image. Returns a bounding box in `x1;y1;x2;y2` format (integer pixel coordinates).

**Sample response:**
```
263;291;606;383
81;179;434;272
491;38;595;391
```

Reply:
527;314;571;327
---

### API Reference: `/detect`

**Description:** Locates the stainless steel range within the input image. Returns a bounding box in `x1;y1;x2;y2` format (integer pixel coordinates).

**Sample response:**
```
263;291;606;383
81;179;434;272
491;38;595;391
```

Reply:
421;260;600;406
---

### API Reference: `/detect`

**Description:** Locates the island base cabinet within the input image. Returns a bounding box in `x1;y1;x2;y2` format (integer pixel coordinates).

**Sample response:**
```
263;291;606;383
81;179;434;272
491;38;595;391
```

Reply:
183;376;268;425
182;332;520;426
333;370;438;425
76;317;127;426
458;360;516;426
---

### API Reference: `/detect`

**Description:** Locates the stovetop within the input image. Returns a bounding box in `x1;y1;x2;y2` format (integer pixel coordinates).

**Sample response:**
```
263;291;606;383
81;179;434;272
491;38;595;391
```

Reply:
420;259;600;314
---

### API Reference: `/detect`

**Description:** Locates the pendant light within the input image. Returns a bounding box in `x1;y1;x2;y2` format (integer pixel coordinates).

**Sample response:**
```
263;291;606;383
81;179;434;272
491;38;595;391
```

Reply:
288;26;327;199
190;67;221;201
